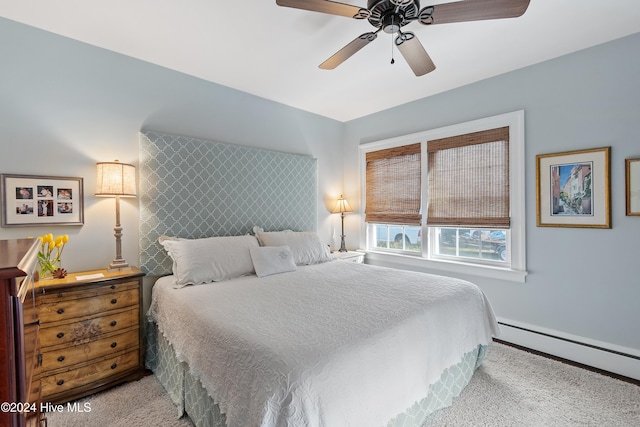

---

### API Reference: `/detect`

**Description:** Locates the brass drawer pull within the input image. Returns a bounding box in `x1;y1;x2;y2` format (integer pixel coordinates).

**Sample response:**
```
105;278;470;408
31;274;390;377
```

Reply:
57;308;64;314
110;363;117;369
57;379;64;386
111;298;117;304
56;332;65;339
110;285;116;289
110;320;117;327
111;342;117;348
57;356;65;362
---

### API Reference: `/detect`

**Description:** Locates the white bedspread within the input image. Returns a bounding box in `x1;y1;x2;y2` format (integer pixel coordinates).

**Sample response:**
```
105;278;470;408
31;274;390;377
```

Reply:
148;260;499;427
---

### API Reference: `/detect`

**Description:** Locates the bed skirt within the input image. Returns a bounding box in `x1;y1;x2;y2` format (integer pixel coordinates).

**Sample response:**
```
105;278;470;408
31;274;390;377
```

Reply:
145;320;486;427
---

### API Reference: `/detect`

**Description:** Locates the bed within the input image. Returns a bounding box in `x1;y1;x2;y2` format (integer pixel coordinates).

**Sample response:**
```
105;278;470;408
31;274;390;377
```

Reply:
145;230;499;427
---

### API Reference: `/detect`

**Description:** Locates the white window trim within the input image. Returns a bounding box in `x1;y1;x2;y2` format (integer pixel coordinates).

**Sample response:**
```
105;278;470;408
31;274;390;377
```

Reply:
359;110;527;283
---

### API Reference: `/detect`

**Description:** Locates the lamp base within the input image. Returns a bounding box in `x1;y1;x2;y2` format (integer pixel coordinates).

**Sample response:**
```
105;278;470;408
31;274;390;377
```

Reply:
339;235;348;252
108;197;131;271
108;259;131;271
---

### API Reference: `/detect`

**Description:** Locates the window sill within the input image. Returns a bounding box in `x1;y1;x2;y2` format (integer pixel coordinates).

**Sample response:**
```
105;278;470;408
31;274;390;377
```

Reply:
364;250;527;283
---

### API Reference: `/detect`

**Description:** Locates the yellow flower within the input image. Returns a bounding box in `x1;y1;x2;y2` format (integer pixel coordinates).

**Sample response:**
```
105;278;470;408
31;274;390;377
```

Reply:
36;232;70;277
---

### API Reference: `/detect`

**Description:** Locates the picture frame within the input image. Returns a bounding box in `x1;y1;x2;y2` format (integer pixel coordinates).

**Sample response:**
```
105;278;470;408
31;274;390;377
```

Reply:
626;158;640;216
536;147;610;228
1;174;84;227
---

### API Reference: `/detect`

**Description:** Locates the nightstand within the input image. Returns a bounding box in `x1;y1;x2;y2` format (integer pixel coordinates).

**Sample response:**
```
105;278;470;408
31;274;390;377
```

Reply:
35;267;146;404
332;251;366;263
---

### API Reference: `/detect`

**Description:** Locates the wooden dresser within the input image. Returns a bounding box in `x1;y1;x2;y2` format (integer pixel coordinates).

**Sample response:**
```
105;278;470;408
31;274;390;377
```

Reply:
0;238;43;427
35;267;146;404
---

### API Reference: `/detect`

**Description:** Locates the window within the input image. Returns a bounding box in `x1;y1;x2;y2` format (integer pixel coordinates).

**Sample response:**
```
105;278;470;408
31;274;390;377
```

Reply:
361;111;526;282
371;224;421;253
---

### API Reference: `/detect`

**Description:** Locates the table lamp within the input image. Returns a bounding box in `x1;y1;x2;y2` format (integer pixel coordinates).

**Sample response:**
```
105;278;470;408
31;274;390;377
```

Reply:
96;160;136;270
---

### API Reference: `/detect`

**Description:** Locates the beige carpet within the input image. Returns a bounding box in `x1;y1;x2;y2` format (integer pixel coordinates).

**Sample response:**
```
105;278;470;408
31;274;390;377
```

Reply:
45;373;194;427
46;343;640;426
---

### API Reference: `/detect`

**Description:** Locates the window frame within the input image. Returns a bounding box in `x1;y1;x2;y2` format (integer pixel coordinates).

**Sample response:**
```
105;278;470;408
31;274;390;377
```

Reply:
360;110;527;283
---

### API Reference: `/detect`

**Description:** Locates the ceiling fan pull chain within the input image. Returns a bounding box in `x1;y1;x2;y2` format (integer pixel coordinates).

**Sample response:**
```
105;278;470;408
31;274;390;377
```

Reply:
391;37;395;64
390;15;395;65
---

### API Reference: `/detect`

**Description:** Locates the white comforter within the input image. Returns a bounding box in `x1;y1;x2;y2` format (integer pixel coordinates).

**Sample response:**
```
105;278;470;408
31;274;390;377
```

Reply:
148;260;499;427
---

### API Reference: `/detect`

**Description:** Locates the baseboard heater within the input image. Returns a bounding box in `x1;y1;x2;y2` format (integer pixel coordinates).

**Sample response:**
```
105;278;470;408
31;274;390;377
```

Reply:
496;319;640;382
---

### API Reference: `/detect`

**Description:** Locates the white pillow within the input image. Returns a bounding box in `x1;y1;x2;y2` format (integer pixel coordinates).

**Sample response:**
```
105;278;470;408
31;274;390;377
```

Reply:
249;246;296;278
254;230;331;266
159;235;259;287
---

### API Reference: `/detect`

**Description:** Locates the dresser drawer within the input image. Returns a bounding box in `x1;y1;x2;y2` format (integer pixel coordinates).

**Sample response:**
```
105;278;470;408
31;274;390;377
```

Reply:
40;308;139;347
41;328;139;372
38;286;139;324
38;280;139;304
41;349;140;397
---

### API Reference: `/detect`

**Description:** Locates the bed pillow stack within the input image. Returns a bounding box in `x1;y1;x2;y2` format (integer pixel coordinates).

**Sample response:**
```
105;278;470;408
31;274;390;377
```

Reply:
159;229;332;286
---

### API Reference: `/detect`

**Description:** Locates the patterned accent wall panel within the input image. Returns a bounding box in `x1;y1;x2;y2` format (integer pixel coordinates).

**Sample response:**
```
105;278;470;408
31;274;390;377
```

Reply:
139;131;317;276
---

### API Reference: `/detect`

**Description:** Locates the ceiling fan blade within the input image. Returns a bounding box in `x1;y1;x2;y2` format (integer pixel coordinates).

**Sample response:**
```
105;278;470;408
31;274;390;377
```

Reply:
276;0;370;19
395;32;436;76
319;32;378;70
419;0;530;25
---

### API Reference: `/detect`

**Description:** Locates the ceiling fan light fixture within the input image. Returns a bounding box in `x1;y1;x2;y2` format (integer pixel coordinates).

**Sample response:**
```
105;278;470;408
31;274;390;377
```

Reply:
382;13;402;33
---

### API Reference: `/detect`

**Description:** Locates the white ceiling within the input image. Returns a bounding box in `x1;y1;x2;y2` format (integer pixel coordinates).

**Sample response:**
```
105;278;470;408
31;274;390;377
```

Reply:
2;1;640;122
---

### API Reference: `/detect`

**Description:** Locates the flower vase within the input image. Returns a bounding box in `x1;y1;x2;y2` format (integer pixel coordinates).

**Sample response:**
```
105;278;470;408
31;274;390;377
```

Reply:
39;260;60;280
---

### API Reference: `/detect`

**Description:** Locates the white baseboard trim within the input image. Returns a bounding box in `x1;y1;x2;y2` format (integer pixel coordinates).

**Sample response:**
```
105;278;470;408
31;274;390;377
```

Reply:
496;318;640;381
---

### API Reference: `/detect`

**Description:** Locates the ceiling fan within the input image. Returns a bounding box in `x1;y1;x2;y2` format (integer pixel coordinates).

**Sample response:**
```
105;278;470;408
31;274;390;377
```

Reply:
275;0;530;76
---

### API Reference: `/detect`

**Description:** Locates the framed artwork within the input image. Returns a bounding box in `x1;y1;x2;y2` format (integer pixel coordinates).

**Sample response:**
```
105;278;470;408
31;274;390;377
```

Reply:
626;158;640;216
1;174;84;227
536;147;610;228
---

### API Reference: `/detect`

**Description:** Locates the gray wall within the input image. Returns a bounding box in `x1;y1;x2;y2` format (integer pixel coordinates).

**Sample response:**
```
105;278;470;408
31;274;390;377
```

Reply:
0;17;344;275
342;33;640;352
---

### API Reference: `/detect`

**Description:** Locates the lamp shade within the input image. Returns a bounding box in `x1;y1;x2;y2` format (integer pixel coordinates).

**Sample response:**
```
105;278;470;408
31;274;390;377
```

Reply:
332;195;353;214
96;161;137;197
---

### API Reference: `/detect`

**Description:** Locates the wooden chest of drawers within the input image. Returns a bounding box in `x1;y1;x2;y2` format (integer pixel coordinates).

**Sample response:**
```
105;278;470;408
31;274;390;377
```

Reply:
35;268;145;404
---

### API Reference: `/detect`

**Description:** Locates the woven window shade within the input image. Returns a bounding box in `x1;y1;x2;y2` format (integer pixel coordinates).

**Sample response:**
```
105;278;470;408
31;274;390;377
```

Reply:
427;127;510;228
365;143;421;225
